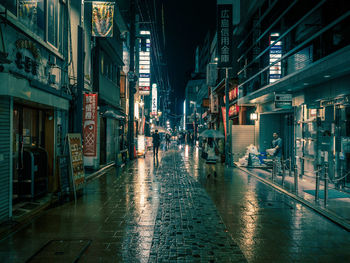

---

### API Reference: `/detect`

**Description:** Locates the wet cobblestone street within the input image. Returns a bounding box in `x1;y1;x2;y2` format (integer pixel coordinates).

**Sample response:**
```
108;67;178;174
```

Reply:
1;145;350;262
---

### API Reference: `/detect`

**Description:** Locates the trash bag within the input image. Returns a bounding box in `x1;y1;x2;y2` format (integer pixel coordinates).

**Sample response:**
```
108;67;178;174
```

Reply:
266;148;276;156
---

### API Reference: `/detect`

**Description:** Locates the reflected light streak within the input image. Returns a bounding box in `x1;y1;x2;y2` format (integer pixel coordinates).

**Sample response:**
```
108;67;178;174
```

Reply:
184;145;189;158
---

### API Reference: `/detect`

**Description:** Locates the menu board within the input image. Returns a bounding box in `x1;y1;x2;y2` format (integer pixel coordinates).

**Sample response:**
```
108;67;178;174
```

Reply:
67;134;85;192
57;155;70;196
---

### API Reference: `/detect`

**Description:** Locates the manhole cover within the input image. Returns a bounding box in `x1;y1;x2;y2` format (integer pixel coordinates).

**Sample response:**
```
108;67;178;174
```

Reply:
26;239;91;263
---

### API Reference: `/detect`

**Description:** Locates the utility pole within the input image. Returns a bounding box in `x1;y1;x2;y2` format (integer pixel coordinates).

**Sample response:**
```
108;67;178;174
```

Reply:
128;0;136;160
225;68;230;165
74;0;85;134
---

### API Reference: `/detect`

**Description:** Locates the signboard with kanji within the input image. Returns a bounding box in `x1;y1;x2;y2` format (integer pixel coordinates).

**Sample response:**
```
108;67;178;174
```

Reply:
67;133;85;193
83;93;98;156
217;4;233;68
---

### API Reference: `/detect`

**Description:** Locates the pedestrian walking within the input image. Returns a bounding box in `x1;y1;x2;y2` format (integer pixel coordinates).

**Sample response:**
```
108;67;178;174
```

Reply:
152;130;160;158
165;133;171;150
206;138;218;178
271;132;283;175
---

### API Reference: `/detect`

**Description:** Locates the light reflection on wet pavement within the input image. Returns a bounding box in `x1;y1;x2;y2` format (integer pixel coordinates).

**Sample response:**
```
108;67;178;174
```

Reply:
0;145;350;262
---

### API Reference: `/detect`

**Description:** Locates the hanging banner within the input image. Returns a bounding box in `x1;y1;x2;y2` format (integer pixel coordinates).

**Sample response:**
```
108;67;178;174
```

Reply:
217;4;233;68
221;107;227;140
83;93;98;156
67;133;85;192
19;1;37;28
92;2;114;37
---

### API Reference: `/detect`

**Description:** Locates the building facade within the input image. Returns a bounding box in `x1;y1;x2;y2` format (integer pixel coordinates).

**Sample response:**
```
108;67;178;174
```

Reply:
0;0;131;224
233;0;350;185
0;0;71;222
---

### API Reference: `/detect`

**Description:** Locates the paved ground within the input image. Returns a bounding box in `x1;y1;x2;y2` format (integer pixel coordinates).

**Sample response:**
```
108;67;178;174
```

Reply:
1;145;350;262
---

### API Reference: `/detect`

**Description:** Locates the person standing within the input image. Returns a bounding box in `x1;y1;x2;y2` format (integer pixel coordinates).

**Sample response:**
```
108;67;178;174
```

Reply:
152;130;160;158
165;133;171;149
272;132;283;175
206;138;218;178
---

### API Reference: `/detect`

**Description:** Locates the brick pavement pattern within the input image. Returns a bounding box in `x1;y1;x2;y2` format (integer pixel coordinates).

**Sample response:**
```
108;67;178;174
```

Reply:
147;151;246;262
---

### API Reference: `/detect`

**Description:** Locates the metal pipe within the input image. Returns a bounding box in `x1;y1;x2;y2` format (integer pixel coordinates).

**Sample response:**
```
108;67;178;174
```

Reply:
237;0;280;50
315;164;321;202
238;0;300;62
294;163;298;194
324;163;329;206
271;158;274;180
225;68;230;166
238;0;325;70
289;157;292;177
282;157;286;186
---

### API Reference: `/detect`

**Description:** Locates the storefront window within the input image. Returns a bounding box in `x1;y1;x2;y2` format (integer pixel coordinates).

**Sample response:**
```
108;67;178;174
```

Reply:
47;0;59;47
2;0;17;15
18;0;45;39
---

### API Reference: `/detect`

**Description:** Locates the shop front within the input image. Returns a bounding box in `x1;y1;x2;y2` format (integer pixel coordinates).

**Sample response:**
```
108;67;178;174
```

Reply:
0;73;70;223
295;94;350;188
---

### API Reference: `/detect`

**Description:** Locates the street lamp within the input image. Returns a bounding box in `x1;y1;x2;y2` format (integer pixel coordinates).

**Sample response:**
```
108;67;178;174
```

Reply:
190;101;197;145
250;112;258;146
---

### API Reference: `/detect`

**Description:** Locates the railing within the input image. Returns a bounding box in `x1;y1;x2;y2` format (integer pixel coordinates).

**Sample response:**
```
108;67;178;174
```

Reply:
237;2;350;98
270;158;350;206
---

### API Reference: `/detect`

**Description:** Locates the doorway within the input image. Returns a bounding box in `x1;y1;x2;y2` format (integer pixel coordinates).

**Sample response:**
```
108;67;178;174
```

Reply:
12;104;51;205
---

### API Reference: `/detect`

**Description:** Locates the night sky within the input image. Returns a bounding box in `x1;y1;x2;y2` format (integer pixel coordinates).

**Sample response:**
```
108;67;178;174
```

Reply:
163;0;217;114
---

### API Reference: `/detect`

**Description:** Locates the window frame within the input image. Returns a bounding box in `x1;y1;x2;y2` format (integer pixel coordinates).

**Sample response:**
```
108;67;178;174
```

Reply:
0;0;61;51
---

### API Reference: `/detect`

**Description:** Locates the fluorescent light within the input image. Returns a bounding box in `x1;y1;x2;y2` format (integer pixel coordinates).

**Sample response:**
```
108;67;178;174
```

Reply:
250;113;258;120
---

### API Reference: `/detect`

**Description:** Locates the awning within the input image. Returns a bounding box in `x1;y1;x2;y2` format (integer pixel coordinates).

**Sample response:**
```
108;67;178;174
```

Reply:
100;105;126;120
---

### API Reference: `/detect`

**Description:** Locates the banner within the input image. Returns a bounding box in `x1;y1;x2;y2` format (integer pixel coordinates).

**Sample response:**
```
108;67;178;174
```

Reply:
19;1;37;29
211;92;219;113
217;4;233;68
92;2;114;37
83;93;98;156
221;107;227;140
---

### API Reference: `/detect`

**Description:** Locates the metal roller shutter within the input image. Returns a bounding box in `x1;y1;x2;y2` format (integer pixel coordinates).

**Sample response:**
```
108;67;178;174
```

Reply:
231;125;255;162
0;97;10;223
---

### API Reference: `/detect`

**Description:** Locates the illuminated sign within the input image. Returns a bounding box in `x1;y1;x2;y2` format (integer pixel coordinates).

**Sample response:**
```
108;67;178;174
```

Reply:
269;33;282;83
223;86;238;103
228;104;239;117
152;84;157;115
139;30;151;95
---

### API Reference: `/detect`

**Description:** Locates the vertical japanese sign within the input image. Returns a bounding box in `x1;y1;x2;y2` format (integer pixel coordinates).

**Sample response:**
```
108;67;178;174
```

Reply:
217;4;233;68
139;30;151;95
83;93;98;156
67;133;85;193
92;2;114;37
211;92;219;113
152;84;158;116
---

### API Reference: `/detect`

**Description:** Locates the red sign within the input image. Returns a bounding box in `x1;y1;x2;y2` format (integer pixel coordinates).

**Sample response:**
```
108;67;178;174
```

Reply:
229;104;239;117
83;93;98;156
221;107;227;140
223;86;238;103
